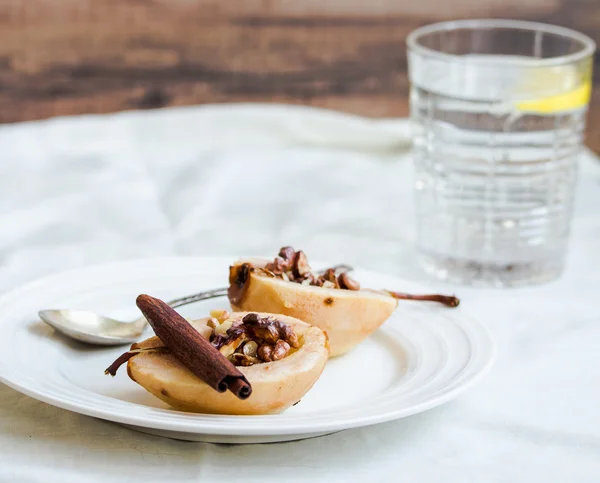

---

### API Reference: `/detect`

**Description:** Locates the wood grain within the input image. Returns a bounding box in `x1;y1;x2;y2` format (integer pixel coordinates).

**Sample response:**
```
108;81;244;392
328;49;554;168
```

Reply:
0;0;598;150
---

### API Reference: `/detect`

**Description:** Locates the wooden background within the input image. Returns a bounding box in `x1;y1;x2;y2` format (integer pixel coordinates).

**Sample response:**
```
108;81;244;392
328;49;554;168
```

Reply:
0;0;598;150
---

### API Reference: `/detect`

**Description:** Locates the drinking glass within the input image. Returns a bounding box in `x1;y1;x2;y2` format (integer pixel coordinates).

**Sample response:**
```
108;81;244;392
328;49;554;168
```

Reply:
407;20;596;286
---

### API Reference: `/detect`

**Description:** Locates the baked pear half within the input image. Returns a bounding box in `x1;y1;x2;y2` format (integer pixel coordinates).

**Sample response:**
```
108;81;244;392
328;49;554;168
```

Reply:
116;312;329;415
228;249;396;357
228;247;459;357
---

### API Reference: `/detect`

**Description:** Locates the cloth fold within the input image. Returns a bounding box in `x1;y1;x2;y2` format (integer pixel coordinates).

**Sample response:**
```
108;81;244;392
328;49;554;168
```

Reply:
0;104;413;295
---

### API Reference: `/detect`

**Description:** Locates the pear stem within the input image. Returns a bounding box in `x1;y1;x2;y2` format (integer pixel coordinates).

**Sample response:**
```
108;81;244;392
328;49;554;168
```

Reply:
387;291;460;308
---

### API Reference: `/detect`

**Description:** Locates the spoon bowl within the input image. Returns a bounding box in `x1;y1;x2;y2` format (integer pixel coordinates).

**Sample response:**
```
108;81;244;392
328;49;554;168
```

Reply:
38;309;149;345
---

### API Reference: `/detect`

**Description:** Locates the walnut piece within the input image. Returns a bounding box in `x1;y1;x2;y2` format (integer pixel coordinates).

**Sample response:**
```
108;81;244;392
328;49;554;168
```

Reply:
258;340;291;362
274;320;300;348
212;313;300;366
262;247;358;291
242;313;280;344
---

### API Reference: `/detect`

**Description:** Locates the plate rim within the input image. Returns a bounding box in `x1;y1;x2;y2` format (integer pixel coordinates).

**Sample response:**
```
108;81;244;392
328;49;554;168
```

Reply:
0;256;496;436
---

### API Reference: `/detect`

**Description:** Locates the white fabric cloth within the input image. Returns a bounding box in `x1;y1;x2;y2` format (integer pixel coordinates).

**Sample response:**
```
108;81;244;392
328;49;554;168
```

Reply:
1;104;599;482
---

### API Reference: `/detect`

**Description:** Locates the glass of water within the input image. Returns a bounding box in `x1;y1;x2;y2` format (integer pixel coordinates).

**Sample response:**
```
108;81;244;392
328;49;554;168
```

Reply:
407;20;595;287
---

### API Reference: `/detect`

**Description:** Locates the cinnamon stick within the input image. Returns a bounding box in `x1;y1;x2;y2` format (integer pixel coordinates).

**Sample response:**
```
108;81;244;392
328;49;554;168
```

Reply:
136;294;252;400
387;291;460;308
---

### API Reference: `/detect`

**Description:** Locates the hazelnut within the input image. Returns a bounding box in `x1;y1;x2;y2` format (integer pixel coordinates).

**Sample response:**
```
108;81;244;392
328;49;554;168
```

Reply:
242;340;259;358
257;343;273;362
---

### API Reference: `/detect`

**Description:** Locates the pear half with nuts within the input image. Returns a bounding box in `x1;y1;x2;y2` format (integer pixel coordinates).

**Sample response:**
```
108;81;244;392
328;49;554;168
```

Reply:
228;248;397;357
228;247;459;357
108;311;329;415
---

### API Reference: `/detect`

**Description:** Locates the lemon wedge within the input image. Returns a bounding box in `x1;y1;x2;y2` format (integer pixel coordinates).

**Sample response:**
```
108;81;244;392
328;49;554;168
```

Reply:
514;64;592;114
516;81;591;114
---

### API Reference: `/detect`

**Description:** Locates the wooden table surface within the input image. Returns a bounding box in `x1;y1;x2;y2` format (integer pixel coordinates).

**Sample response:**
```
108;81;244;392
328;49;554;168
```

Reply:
0;0;598;151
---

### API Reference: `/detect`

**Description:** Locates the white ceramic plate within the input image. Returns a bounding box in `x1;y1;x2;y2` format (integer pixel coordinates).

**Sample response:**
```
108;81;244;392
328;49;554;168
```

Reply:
0;257;495;443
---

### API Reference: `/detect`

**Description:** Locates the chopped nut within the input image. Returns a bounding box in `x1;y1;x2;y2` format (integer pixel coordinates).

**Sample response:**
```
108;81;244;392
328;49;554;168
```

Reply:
257;343;273;362
273;339;291;360
279;246;296;261
338;272;360;291
206;317;219;330
274;320;300;348
242;313;260;324
219;334;247;358
242;313;281;344
266;255;292;274
215;319;235;336
242;340;259;358
210;309;230;323
226;324;246;340
293;250;311;277
248;323;280;344
322;268;338;284
242;313;300;346
230;353;261;366
261;247;356;291
258;340;291;362
213;313;301;363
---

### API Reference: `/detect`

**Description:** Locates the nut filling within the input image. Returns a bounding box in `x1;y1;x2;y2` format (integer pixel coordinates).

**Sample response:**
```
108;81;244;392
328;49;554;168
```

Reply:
209;312;301;366
263;247;360;290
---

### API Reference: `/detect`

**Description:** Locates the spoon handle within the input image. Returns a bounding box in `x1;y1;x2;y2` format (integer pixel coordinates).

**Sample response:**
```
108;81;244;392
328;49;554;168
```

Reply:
130;288;227;332
167;287;228;308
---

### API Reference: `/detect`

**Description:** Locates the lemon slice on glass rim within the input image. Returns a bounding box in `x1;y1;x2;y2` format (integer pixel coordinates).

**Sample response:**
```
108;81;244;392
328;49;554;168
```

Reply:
514;64;592;114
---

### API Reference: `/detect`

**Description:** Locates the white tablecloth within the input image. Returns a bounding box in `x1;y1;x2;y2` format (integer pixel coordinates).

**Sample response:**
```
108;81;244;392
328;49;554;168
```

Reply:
1;104;599;482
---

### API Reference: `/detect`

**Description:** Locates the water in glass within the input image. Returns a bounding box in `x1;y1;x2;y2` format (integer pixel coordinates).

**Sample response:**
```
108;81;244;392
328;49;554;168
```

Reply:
408;23;595;287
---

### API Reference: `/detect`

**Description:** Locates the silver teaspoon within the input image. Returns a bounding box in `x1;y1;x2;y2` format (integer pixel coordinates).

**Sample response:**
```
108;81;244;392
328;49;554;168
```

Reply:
38;264;353;346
